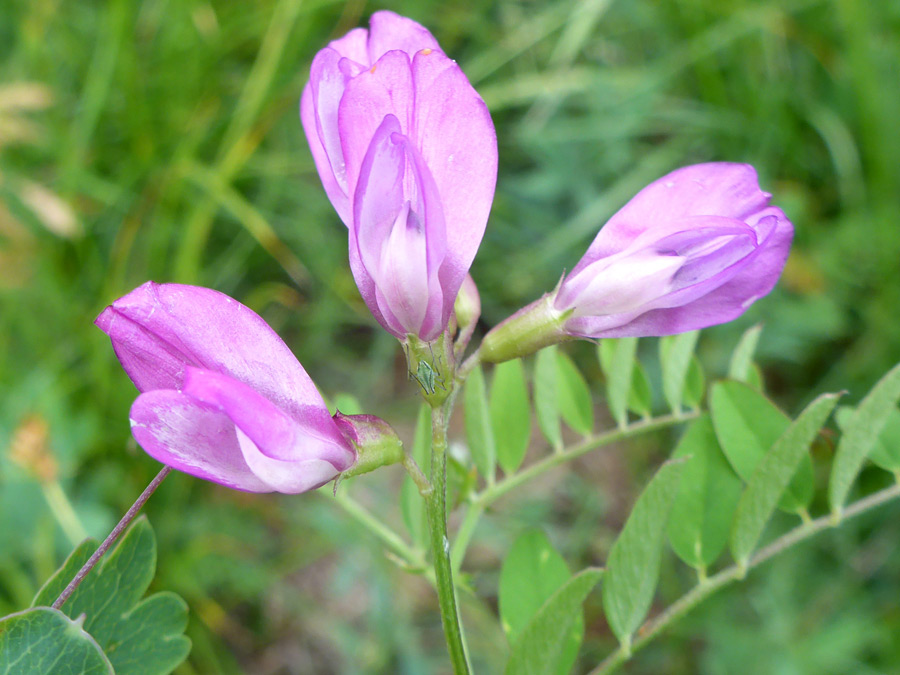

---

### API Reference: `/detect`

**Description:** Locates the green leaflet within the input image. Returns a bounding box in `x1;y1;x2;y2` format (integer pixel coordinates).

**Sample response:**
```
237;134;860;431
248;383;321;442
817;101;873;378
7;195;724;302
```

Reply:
599;338;638;428
499;530;582;675
828;361;900;515
31;517;190;675
730;392;840;566
728;324;763;385
667;415;742;571
400;403;432;549
602;459;684;650
504;568;602;675
534;347;563;450
556;350;594;436
0;607;113;675
835;405;900;473
491;359;532;473
660;330;700;414
465;364;498;482
710;381;815;514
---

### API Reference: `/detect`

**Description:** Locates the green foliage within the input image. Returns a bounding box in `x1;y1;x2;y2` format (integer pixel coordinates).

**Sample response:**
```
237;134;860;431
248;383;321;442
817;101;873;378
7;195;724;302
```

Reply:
401;404;432;550
710;381;815;514
499;530;582;675
602;460;684;649
660;331;700;415
730;393;840;566
31;517;190;675
828;361;900;514
598;338;638;428
667;416;742;571
504;568;602;675
533;347;563;450
465;364;498;482
835;405;900;473
0;607;113;675
491;359;532;474
554;350;594;436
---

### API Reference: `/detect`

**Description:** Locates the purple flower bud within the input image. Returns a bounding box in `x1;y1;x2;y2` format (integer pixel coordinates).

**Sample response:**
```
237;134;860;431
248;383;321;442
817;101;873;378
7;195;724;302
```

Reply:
301;12;497;341
96;282;357;493
481;163;793;362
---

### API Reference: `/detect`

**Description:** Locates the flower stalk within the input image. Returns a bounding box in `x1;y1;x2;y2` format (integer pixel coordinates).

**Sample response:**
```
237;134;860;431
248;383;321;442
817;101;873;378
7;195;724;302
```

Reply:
426;405;470;674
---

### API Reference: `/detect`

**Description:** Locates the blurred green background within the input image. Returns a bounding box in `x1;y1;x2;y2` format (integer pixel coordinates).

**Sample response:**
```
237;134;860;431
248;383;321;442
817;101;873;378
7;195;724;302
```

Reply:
2;0;899;672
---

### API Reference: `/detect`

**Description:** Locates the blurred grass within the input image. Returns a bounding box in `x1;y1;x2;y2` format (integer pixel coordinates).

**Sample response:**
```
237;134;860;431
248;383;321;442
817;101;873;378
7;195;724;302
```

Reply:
2;0;900;672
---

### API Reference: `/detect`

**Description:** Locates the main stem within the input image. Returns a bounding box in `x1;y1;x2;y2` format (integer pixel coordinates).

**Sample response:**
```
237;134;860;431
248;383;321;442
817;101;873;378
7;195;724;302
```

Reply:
426;406;470;674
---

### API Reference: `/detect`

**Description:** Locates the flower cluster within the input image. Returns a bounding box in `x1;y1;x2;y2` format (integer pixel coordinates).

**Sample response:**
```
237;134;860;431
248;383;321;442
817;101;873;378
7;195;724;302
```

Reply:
97;13;794;493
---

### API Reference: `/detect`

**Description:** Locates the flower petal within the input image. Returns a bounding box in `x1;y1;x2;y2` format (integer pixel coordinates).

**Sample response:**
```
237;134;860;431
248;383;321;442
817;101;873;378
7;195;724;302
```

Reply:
411;49;497;318
95;283;328;423
367;10;440;63
338;50;415;205
234;428;343;494
182;367;354;469
572;163;773;273
300;48;363;225
130;390;271;493
351;116;446;338
565;209;793;337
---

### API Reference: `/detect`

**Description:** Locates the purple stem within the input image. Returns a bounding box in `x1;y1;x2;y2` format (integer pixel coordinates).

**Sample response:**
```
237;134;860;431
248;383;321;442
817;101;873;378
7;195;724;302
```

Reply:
51;465;172;610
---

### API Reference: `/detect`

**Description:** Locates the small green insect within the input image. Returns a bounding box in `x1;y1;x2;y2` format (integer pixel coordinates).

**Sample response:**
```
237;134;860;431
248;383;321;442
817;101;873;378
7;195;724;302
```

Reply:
414;359;440;395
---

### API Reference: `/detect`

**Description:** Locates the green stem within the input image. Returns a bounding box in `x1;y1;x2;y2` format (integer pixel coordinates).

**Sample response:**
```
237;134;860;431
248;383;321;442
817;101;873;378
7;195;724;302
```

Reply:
589;482;900;675
42;480;88;546
450;502;485;574
427;406;470;674
329;491;428;574
475;413;697;507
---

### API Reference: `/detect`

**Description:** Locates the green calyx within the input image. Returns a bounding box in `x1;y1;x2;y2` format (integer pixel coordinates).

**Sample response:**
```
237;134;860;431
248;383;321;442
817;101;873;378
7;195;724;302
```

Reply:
405;332;453;406
480;294;572;363
335;413;405;478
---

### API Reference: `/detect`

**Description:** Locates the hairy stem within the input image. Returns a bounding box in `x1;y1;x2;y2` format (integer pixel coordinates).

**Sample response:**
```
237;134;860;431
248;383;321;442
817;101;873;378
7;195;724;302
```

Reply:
52;466;171;610
427;406;470;674
589;482;900;674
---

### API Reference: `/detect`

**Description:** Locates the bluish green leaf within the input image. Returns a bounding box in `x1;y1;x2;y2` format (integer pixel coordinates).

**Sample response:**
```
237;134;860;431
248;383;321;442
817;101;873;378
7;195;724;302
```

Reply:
829;362;900;514
401;404;432;548
555;351;593;436
499;530;581;675
32;517;190;675
599;338;638;428
728;324;763;384
465;364;497;482
0;607;113;675
504;568;602;675
731;392;840;566
534;347;562;450
660;331;700;414
602;459;684;649
710;381;814;514
667;416;742;570
683;356;706;410
491;360;532;473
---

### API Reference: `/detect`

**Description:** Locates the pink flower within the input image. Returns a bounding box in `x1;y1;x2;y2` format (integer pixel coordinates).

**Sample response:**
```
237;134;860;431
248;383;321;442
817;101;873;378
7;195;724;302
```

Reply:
96;282;356;493
301;11;497;341
481;163;794;362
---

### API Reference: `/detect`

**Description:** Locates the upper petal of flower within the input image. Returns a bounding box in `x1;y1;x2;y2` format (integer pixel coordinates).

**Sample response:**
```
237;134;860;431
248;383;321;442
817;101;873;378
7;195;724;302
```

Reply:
571;163;774;275
95;282;329;423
